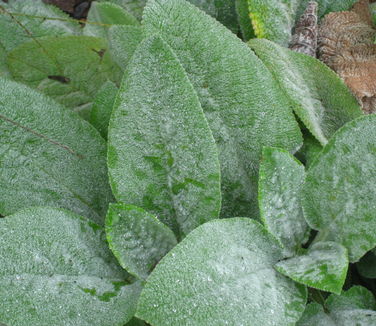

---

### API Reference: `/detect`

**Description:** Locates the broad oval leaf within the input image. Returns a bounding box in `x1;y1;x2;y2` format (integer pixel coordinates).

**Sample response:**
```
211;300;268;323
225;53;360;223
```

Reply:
84;2;139;39
275;241;348;294
0;78;113;223
136;218;307;326
259;146;309;255
7;36;122;116
0;207;141;326
143;0;302;218
0;0;80;52
302;115;376;262
108;36;221;238
248;39;362;145
106;204;177;280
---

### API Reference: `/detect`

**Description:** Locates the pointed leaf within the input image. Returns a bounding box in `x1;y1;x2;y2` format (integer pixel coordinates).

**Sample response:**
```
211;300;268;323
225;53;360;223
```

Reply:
236;0;255;41
0;0;80;52
106;204;177;280
0;78;113;223
7;36;122;116
0;207;140;326
84;2;139;39
108;36;221;238
275;242;348;294
136;218;307;326
259;146;308;255
108;25;144;70
302;115;376;262
89;80;118;139
143;0;302;218
249;39;362;145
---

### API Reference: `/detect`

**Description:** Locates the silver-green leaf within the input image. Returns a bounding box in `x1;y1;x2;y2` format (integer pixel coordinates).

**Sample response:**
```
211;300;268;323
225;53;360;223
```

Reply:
143;0;302;218
302;115;376;262
0;78;113;224
106;204;177;280
108;35;221;238
0;207;140;326
136;218;307;326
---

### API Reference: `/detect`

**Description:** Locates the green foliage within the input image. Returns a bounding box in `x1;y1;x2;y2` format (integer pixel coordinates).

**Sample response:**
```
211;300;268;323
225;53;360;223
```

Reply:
136;218;307;326
0;207;140;326
0;78;113;224
0;0;376;325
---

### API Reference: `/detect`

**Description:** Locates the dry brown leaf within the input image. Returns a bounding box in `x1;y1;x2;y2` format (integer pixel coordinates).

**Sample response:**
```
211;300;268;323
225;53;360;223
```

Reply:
289;1;318;57
318;0;376;113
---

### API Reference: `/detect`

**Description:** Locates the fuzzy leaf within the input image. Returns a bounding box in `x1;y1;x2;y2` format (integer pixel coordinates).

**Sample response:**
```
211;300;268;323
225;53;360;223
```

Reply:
296;303;336;326
143;0;302;218
302;115;376;262
108;25;144;71
84;2;139;39
136;218;307;326
0;0;80;52
98;0;147;20
0;207;141;326
108;36;221;238
89;80;118;139
249;39;362;145
7;36;122;116
106;204;177;280
0;78;113;224
275;242;348;294
259;146;308;255
236;0;255;41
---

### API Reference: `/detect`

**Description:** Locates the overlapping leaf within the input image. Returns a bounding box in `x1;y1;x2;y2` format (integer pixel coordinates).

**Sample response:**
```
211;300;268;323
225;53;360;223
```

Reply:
108;36;221;238
249;39;362;145
0;207;140;326
0;78;113;223
143;0;302;218
137;219;307;326
302;115;376;262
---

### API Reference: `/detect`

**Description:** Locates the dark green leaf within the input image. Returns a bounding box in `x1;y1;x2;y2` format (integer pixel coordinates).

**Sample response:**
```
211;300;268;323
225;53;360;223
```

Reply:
136;218;307;326
357;248;376;279
235;0;255;40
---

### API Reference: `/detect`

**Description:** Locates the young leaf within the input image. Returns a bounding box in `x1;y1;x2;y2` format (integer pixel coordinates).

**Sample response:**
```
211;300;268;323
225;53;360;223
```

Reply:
0;207;141;326
248;39;362;145
295;130;323;168
108;35;221;238
108;25;144;71
84;2;139;39
89;80;118;139
298;286;376;325
247;0;301;46
357;248;376;279
7;36;122;116
0;78;113;224
143;0;302;218
302;115;376;262
0;0;80;52
106;204;177;280
275;241;348;294
259;146;308;256
136;218;307;326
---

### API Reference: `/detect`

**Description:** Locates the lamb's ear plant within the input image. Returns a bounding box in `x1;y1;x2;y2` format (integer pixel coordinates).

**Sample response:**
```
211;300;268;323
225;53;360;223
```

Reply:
0;0;376;325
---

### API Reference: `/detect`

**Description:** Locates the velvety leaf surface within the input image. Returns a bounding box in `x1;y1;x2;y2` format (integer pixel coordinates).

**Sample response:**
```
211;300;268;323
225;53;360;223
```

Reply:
84;2;139;39
258;146;308;256
0;78;113;224
235;0;255;41
249;39;362;145
89;80;118;139
7;36;122;116
143;0;303;218
108;25;144;71
0;0;80;52
247;0;301;46
296;303;336;326
357;248;376;279
302;115;376;262
326;286;376;311
106;204;177;280
136;218;307;326
108;36;221;238
98;0;147;20
0;207;140;326
275;242;348;294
